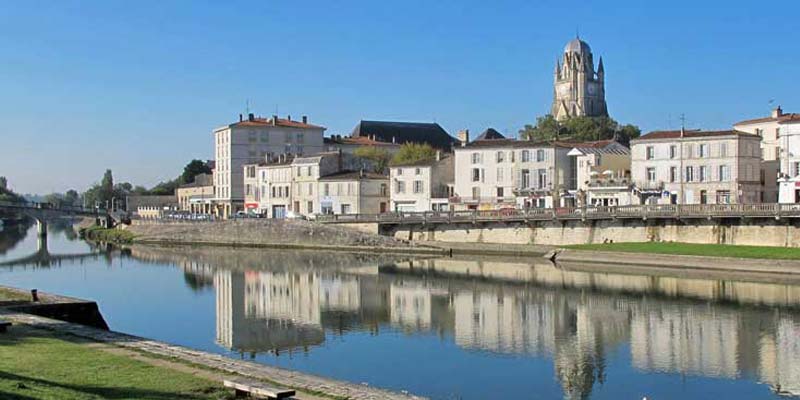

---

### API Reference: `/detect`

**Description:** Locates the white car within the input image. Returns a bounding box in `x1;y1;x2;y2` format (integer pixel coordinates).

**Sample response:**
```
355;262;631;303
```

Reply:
285;211;307;220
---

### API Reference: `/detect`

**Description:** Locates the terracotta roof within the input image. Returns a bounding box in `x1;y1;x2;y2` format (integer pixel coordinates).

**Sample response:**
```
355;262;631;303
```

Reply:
734;113;800;126
633;129;758;141
460;139;577;149
318;170;388;181
232;117;325;130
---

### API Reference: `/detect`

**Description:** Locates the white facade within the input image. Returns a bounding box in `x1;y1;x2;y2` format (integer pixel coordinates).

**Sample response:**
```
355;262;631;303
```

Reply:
318;172;389;215
390;155;454;212
212;114;325;218
452;141;518;210
568;141;633;207
630;130;763;204
777;122;800;203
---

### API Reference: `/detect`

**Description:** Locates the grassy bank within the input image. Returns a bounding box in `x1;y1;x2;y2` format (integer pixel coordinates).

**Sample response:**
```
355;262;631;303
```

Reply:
566;242;800;260
80;226;135;244
0;326;231;399
0;287;30;302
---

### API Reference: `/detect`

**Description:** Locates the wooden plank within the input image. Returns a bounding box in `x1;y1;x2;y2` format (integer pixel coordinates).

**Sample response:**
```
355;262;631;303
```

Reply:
224;379;295;399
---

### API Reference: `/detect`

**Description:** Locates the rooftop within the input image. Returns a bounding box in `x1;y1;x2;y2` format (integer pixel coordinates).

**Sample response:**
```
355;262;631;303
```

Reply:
568;140;630;156
459;138;578;149
351;120;458;150
229;114;325;130
318;170;388;181
324;136;401;147
735;108;800;126
474;128;506;141
633;129;759;141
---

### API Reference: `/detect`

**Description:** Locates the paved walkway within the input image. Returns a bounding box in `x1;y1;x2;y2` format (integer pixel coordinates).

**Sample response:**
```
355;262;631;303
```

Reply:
1;311;426;400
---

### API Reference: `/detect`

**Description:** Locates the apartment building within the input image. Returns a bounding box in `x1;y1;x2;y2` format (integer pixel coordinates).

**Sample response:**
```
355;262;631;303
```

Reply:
389;152;454;212
290;151;371;216
776;119;800;203
212;113;325;218
176;173;214;214
243;154;294;218
630;129;762;204
513;142;574;208
567;140;632;206
452;136;517;210
318;170;389;215
734;107;799;202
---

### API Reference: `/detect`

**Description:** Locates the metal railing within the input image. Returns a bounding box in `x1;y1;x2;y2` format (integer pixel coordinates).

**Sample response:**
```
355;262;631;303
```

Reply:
314;203;800;224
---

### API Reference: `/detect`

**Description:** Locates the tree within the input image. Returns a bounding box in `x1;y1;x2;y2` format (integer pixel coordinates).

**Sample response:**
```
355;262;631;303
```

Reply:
353;146;391;174
0;176;6;190
180;160;212;184
64;189;79;206
519;114;641;145
148;179;180;196
390;143;437;166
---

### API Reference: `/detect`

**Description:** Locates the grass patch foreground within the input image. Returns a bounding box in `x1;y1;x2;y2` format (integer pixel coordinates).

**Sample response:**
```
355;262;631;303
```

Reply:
0;326;231;399
566;242;800;260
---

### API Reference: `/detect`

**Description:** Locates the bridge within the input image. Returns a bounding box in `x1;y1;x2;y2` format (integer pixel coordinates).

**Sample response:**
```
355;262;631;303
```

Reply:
315;203;800;225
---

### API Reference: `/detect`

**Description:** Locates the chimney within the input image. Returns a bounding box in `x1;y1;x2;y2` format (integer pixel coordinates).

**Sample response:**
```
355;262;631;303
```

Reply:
272;115;278;126
248;113;255;122
680;126;685;138
302;115;308;124
773;106;783;119
239;114;243;122
457;129;470;146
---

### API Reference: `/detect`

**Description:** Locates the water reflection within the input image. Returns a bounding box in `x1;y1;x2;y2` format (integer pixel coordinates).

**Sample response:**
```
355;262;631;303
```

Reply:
137;247;800;399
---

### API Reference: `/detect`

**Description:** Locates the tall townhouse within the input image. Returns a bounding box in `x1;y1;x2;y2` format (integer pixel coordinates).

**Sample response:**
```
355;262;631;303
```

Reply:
389;152;454;212
318;171;389;215
513;141;574;208
242;154;294;218
291;151;375;216
452;130;517;210
630;129;762;204
735;106;800;202
774;118;800;203
212;113;324;218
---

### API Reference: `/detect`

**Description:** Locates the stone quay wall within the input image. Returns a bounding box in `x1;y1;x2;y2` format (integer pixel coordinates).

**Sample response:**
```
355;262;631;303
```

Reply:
384;218;800;247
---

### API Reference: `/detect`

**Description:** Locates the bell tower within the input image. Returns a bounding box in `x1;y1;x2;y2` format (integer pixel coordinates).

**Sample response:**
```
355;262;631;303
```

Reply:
551;37;608;121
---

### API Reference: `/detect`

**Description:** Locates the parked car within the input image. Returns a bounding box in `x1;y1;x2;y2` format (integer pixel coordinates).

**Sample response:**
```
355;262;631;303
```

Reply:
285;211;307;220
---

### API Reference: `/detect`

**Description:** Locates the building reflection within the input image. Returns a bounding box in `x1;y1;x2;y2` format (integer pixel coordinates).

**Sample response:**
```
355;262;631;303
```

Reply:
177;252;800;398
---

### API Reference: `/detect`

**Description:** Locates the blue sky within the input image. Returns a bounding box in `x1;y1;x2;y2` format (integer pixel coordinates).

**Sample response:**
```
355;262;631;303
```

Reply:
1;0;798;194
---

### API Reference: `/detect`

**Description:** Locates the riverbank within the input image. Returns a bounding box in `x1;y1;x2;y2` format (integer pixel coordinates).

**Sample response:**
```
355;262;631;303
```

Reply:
566;242;800;260
0;286;425;400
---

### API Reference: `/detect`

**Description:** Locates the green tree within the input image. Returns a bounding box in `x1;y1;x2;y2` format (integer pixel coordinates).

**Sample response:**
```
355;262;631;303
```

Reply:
354;146;391;174
180;160;212;184
0;176;7;190
519;114;640;145
64;189;79;206
390;143;437;166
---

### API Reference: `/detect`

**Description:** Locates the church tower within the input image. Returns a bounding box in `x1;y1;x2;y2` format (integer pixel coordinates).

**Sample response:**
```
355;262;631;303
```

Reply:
551;37;608;121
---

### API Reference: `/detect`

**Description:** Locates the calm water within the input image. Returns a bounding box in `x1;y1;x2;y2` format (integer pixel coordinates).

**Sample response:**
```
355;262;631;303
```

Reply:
1;221;800;399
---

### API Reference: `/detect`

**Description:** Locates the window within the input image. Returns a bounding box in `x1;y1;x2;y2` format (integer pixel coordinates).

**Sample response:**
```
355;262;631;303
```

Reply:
306;166;312;176
471;187;481;199
536;149;545;162
380;183;388;196
699;166;708;182
685;166;694;182
777;128;781;139
521;169;530;188
716;190;731;204
341;204;351;214
497;167;504;182
497;187;504;198
471;153;482;164
296;167;302;176
719;143;728;158
496;151;505;163
756;128;763;137
395;181;405;194
413;181;423;194
248;131;257;143
646;146;655;160
537;169;547;189
699;144;708;158
397;168;403;176
298;133;305;143
324;183;330;196
686;144;694;158
272;186;276;198
415;168;421;175
647;167;656;182
471;168;482;182
307;183;313;195
307;201;313;213
793;162;800;177
718;165;730;181
669;145;677;159
669;167;677;183
521;150;530;162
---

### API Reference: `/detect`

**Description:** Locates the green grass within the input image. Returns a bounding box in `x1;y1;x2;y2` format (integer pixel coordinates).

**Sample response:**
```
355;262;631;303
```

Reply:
566;242;800;260
0;327;231;399
80;226;135;244
0;287;30;302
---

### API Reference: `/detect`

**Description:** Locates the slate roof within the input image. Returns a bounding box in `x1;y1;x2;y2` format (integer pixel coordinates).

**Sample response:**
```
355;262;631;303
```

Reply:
350;120;458;150
474;128;506;141
633;130;759;141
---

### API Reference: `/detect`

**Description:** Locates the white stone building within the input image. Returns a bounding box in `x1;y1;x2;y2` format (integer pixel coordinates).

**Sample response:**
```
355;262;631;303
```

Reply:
243;154;294;218
452;137;518;210
513;142;575;208
318;170;389;215
291;151;371;216
212;113;324;218
389;153;454;212
630;129;763;204
776;120;800;203
567;140;633;206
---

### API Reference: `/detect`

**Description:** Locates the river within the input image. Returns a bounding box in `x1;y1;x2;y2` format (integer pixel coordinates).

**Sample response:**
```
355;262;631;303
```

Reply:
1;221;799;399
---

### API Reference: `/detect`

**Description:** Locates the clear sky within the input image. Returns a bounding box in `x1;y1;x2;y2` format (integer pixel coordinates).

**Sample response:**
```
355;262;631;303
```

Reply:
1;0;798;194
